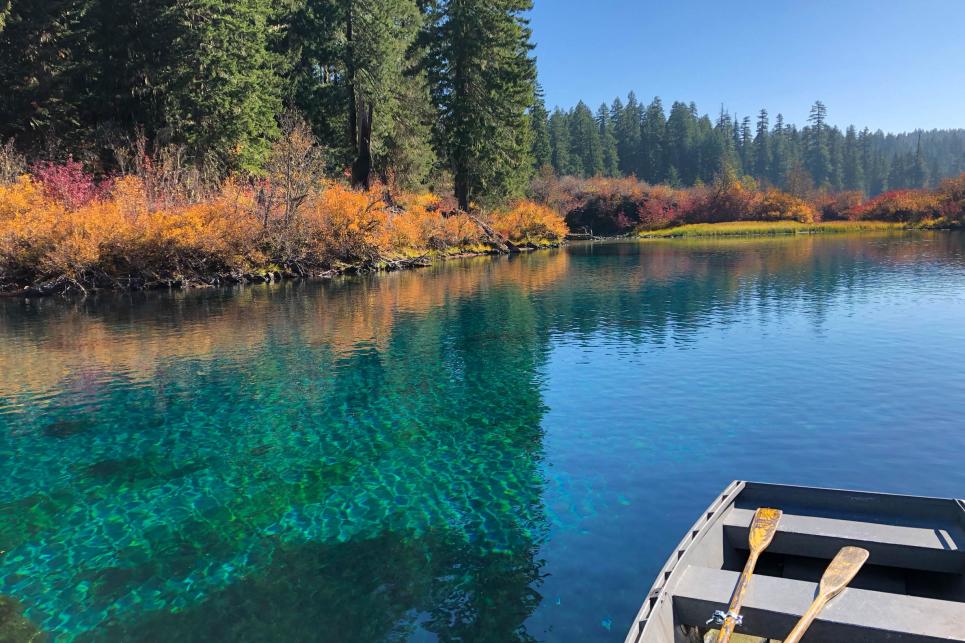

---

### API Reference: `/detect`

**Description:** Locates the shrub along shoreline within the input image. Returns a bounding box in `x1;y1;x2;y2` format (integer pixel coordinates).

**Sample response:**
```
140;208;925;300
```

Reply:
535;172;965;237
3;153;963;296
0;167;568;296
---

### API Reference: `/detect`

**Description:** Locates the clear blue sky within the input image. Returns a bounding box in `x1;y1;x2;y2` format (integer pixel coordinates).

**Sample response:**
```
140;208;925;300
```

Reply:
530;0;965;133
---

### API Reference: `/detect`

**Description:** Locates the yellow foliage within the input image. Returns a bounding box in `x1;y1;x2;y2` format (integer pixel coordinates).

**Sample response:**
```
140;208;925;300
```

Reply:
756;189;818;223
491;200;569;243
0;174;568;290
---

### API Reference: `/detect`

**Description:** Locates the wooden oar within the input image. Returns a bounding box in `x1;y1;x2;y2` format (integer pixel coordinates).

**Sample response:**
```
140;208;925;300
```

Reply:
714;507;782;643
783;546;870;643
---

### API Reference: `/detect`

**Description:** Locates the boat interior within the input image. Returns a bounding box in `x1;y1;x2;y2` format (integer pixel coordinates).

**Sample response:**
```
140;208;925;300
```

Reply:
626;481;965;643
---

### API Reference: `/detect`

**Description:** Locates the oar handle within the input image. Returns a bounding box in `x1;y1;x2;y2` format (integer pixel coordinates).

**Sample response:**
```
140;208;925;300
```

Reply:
716;551;759;643
783;596;827;643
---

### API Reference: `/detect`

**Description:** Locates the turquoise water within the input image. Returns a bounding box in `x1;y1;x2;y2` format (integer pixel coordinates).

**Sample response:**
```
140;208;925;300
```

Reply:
1;233;964;641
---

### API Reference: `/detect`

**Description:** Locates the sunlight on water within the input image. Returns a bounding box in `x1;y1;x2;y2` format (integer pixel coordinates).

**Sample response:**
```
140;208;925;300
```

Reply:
1;233;964;641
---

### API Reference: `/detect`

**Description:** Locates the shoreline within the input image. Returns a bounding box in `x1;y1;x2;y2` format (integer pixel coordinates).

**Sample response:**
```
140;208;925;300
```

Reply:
0;241;561;299
635;220;958;239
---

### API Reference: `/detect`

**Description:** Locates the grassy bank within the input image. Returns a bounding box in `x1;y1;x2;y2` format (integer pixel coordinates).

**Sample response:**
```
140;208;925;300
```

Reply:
639;220;906;238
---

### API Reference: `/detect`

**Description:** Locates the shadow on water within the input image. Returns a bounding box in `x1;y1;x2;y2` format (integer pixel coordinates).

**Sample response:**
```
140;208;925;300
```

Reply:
0;232;963;640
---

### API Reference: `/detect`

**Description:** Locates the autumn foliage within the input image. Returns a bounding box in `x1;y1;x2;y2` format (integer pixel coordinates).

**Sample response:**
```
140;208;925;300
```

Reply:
0;166;567;293
539;174;965;235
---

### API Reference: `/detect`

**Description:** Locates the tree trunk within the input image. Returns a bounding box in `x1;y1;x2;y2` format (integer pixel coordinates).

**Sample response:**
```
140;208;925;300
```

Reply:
345;1;371;189
351;99;373;189
454;162;470;211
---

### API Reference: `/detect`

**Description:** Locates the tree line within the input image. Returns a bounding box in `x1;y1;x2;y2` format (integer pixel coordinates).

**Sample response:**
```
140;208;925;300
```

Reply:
2;0;963;209
532;92;965;196
0;0;537;210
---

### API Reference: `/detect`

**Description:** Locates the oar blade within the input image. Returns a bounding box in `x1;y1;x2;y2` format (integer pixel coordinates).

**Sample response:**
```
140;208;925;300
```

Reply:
748;507;782;551
819;546;870;598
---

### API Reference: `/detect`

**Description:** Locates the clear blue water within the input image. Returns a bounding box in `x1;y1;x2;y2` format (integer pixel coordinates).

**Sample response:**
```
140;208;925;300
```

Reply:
1;233;964;641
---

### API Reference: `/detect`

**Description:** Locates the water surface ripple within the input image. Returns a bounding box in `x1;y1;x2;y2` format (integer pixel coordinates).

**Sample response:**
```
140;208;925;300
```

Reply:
1;233;964;641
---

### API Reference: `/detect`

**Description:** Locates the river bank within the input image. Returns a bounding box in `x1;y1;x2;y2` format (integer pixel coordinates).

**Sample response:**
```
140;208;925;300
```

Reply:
639;220;904;238
0;239;562;298
0;175;568;297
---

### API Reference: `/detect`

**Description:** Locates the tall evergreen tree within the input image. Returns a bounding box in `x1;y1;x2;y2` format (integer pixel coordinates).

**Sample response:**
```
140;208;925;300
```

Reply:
805;100;832;188
548;108;572;176
753;109;770;182
770;113;789;186
596;103;619;177
614;91;642;176
288;0;433;187
909;132;929;188
159;0;282;171
0;0;91;154
529;83;552;170
842;125;864;192
421;0;536;209
739;115;753;174
666;101;698;184
569;101;603;177
640;97;666;184
829;126;844;191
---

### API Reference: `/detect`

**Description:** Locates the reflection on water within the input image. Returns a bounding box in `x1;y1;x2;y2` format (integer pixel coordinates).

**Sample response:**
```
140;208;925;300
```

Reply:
1;233;964;641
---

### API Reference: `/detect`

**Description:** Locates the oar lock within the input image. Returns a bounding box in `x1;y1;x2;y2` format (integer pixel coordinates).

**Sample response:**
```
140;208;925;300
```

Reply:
707;610;742;627
707;507;869;643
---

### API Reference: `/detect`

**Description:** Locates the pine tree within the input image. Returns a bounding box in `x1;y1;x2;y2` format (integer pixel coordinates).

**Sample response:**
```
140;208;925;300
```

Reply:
909;132;929;188
805;100;832;188
888;152;909;189
596;103;619;177
753;109;770;182
529;84;552;170
548;109;572;175
640;97;666;184
0;0;91;154
288;0;432;187
421;0;536;209
666;101;698;184
614;91;642;176
829;126;844;191
770;113;789;187
713;108;739;181
842;125;864;192
569;101;603;177
160;0;282;171
739;115;753;175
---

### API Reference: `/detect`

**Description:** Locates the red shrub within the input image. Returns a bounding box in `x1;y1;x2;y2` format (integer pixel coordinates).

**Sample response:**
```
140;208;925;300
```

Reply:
849;190;943;222
31;159;109;210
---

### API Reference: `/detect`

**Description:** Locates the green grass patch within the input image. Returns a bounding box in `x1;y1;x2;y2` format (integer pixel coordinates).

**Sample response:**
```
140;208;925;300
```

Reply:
639;220;904;238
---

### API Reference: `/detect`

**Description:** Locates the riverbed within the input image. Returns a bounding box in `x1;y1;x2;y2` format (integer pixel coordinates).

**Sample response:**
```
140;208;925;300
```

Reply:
1;232;964;641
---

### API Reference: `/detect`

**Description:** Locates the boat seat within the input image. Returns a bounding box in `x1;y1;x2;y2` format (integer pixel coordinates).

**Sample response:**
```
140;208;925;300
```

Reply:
723;507;965;573
673;565;965;643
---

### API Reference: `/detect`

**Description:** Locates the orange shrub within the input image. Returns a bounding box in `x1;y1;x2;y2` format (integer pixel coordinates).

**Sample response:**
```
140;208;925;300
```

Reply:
937;174;965;223
1;169;573;292
301;182;388;263
849;190;943;222
491;200;569;243
815;191;864;221
754;189;817;223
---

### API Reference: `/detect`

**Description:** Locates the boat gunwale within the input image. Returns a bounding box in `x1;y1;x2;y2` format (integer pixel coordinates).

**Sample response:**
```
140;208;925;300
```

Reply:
623;480;965;643
623;480;745;643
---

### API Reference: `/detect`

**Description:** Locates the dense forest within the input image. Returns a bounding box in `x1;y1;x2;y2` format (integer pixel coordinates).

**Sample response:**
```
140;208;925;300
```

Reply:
0;0;537;210
534;93;965;195
0;1;963;295
3;1;963;204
